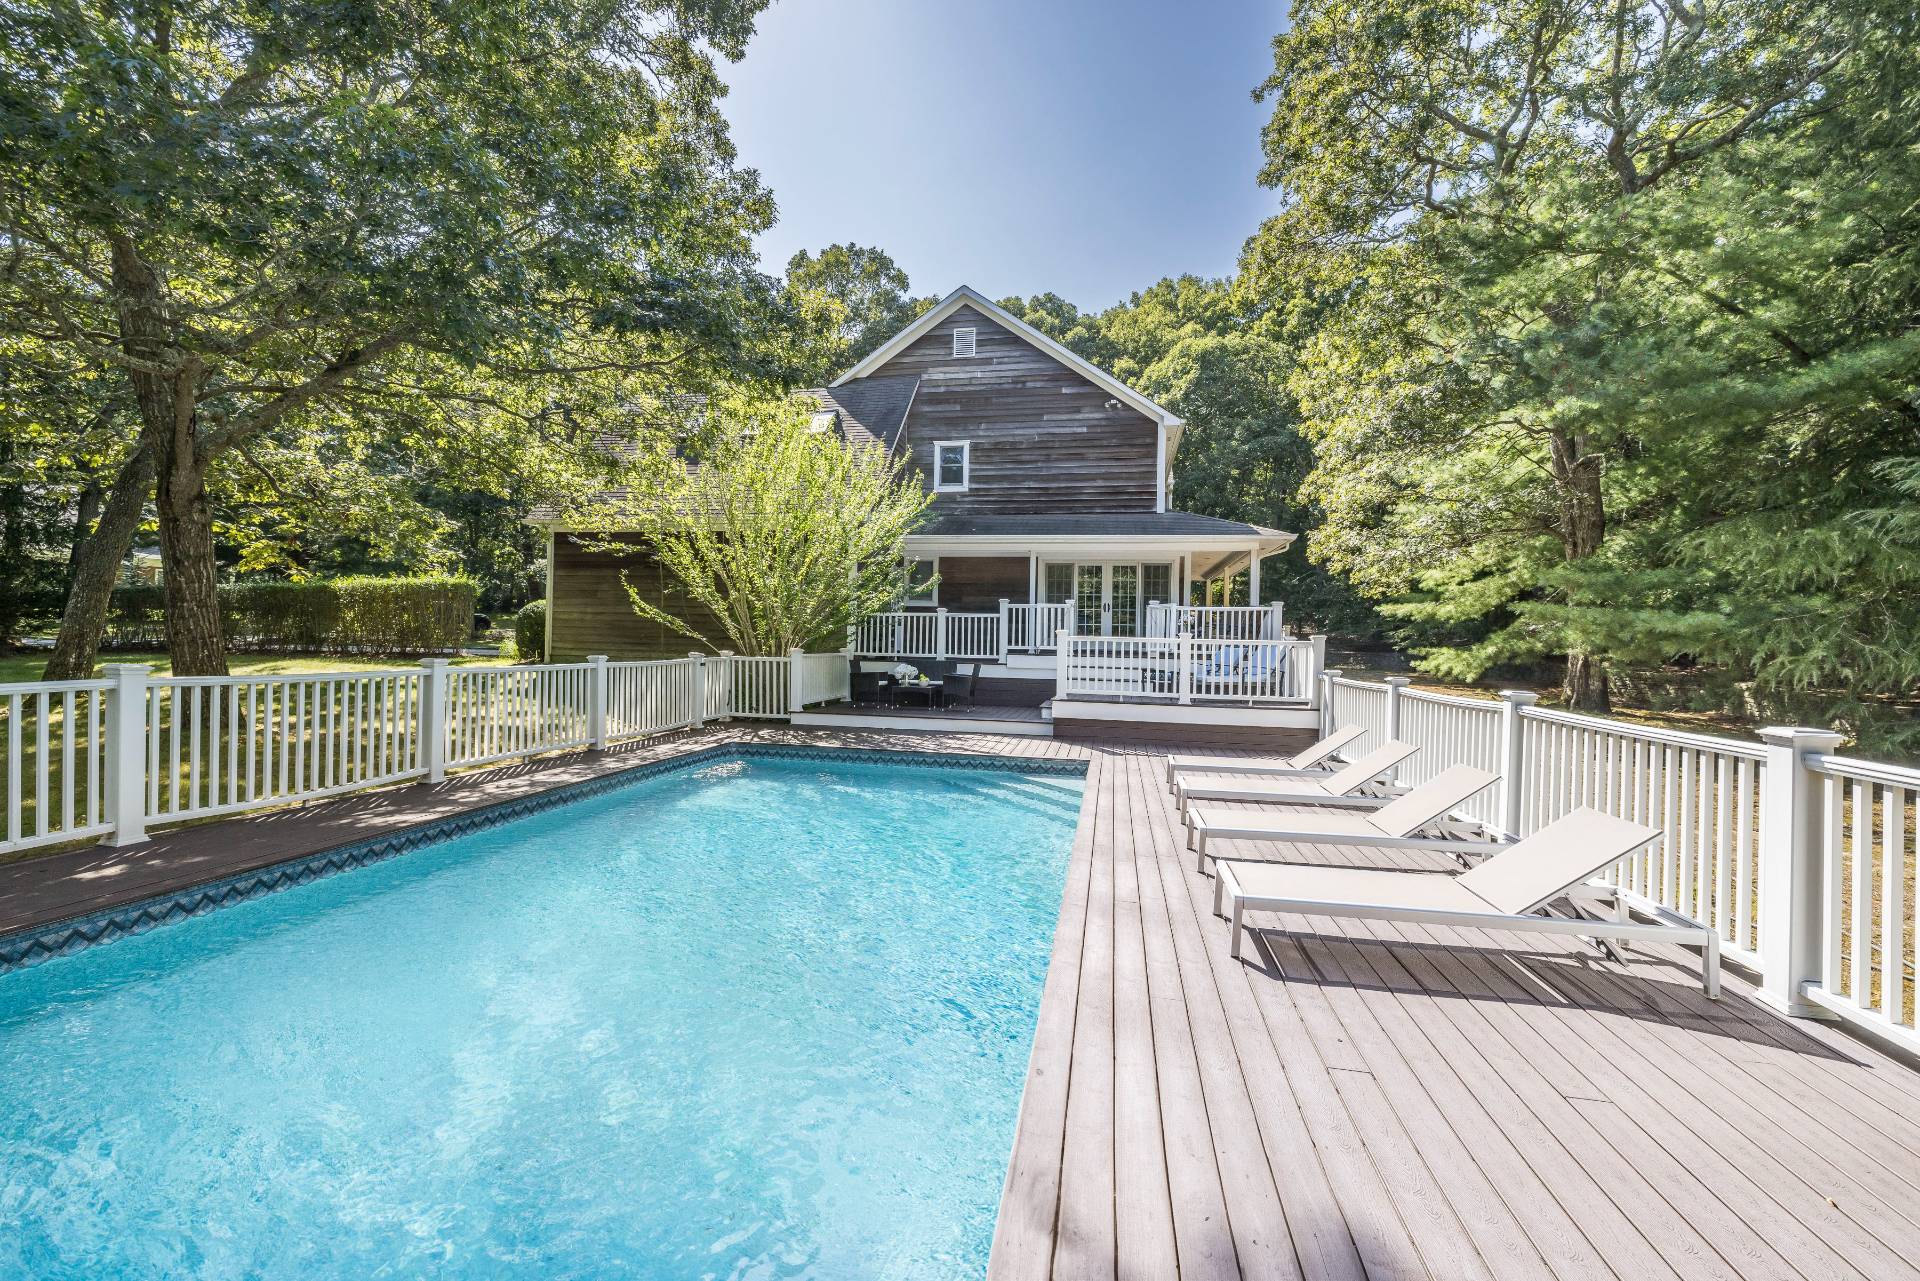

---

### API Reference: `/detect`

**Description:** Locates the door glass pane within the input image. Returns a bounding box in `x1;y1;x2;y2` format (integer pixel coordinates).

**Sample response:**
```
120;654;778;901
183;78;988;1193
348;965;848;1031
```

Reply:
1110;564;1140;637
1044;563;1075;605
1136;564;1167;637
1074;564;1104;635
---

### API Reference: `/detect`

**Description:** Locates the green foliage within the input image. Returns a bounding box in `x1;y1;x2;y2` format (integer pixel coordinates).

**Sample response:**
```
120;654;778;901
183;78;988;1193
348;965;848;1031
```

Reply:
1248;0;1920;711
2;0;787;672
780;245;934;385
106;578;475;654
515;601;549;664
567;391;934;655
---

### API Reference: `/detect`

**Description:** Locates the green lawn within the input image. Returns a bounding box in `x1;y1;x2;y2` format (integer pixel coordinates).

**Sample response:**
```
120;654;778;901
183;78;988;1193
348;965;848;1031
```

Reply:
0;650;516;686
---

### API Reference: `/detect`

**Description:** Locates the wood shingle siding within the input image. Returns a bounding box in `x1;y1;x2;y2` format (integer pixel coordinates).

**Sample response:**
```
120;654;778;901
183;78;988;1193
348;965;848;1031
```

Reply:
877;306;1160;513
549;534;726;660
930;555;1031;611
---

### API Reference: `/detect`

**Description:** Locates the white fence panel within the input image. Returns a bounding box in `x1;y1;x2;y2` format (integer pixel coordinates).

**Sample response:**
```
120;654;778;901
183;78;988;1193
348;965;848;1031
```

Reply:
444;665;591;769
606;658;702;742
1397;691;1503;829
1806;754;1917;1044
794;653;850;708
726;657;790;718
147;672;424;822
1327;678;1390;755
1;680;112;854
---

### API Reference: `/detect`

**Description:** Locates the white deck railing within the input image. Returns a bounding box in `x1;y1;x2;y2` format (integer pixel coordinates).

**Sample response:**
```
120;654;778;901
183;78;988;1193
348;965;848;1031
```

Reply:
1804;753;1917;1043
1320;673;1920;1054
0;649;859;856
856;602;1290;661
853;609;1002;661
1143;603;1283;641
1004;603;1072;653
1059;635;1320;704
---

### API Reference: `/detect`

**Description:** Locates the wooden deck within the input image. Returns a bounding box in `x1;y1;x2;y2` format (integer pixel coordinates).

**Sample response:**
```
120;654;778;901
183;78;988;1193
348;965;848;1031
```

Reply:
3;727;1918;1280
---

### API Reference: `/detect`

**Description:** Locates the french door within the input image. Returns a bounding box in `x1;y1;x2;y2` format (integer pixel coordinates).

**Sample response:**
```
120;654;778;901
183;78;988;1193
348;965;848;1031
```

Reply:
1045;562;1171;636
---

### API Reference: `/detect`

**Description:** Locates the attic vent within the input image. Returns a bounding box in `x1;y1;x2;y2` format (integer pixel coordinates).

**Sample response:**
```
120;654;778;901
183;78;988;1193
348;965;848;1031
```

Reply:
952;326;976;359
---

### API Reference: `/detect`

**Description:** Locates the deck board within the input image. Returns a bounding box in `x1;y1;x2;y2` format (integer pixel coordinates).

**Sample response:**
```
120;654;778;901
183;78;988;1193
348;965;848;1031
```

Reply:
2;724;1918;1280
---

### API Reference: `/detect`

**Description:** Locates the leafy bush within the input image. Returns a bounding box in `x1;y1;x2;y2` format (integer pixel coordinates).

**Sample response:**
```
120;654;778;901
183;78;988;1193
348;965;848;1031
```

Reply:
514;600;547;663
105;577;476;654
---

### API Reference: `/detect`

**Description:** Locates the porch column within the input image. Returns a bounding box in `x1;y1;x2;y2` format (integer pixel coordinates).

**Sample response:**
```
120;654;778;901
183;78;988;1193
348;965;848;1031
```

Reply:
1248;544;1262;606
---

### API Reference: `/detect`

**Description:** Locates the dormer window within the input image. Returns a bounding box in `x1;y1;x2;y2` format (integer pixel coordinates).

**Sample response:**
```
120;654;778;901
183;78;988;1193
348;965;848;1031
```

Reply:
951;326;976;359
808;410;837;434
933;441;970;491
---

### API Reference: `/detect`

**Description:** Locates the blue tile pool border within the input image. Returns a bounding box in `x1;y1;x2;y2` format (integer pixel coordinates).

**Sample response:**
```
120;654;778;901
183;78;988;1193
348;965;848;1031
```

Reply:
0;743;1088;975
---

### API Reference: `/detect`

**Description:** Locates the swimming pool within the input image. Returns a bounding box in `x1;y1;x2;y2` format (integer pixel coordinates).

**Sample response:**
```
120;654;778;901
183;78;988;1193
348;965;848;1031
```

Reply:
0;751;1084;1280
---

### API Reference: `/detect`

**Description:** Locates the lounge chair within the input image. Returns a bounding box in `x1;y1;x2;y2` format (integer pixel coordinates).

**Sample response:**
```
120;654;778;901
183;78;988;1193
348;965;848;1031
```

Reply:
1212;807;1718;996
1184;764;1499;871
1173;739;1418;819
1166;723;1366;789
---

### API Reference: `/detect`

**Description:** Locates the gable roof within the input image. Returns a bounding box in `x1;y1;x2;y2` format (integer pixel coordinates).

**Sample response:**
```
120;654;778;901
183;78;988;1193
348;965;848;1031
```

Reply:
809;375;919;450
830;285;1186;432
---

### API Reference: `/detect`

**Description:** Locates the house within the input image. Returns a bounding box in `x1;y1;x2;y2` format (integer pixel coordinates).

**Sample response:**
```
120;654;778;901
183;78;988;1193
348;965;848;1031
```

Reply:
536;286;1319;737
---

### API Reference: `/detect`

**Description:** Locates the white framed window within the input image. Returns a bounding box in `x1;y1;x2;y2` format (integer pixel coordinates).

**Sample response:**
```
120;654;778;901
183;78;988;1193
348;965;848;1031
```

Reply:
951;326;976;358
808;410;837;434
932;440;970;491
904;558;937;606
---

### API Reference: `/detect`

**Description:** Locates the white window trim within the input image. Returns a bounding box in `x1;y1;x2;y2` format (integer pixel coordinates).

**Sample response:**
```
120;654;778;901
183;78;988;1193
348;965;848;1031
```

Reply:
904;557;938;606
952;326;977;358
932;440;971;492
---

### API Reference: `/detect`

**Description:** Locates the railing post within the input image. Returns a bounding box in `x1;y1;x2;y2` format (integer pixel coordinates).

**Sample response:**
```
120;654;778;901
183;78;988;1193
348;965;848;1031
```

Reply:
998;598;1011;662
1319;667;1342;739
100;663;150;846
1054;629;1071;697
587;654;608;750
788;647;806;713
1306;634;1327;705
1178;635;1194;705
688;652;707;729
1496;690;1539;839
935;607;949;661
417;657;448;783
1147;599;1162;638
1383;676;1411;780
716;650;734;720
1756;726;1846;1018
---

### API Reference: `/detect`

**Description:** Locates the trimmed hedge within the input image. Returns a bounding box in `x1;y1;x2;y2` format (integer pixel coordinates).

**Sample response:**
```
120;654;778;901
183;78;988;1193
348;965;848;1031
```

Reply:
106;577;477;655
514;600;547;663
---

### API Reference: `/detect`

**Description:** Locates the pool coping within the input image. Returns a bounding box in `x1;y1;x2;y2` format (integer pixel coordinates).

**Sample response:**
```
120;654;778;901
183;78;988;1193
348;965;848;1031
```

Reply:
0;742;1087;974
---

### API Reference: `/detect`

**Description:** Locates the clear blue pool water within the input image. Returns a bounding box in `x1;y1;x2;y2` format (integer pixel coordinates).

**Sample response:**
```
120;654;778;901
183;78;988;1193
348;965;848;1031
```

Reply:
0;754;1083;1281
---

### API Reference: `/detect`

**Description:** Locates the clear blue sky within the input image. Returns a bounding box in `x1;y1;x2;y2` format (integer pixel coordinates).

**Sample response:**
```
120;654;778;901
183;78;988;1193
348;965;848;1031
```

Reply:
720;0;1288;312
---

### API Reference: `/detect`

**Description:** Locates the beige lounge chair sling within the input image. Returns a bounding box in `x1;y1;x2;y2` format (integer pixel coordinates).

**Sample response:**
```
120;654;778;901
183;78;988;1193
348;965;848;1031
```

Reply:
1165;724;1366;789
1184;765;1499;870
1213;808;1719;997
1174;740;1418;819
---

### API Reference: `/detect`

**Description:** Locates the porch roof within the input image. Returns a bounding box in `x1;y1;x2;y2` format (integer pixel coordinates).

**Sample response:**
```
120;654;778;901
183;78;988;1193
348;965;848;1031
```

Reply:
912;511;1293;542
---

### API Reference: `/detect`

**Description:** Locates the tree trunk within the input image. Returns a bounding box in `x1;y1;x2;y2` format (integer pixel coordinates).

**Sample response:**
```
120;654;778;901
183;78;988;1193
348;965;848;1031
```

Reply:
0;433;25;647
109;235;229;676
1548;427;1611;713
67;481;104;571
42;446;156;680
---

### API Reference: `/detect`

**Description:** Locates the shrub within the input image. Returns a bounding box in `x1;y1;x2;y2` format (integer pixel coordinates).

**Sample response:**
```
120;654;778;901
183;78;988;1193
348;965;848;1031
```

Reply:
105;577;476;655
514;600;547;663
